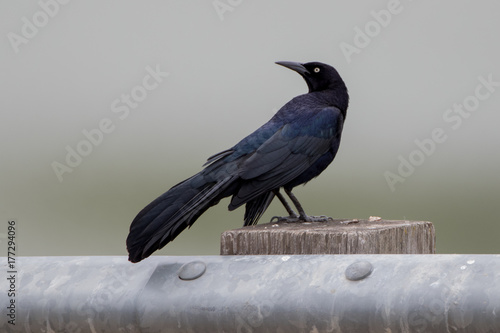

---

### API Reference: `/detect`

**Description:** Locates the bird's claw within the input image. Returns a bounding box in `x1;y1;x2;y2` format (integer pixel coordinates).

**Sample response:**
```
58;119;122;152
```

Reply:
301;215;333;222
270;215;299;223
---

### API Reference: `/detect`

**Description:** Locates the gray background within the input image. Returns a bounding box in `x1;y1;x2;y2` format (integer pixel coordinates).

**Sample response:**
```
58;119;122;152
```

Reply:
1;1;499;256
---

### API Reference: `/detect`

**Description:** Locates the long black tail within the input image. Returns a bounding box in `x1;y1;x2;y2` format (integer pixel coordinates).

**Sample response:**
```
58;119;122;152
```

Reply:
126;170;236;263
243;192;275;226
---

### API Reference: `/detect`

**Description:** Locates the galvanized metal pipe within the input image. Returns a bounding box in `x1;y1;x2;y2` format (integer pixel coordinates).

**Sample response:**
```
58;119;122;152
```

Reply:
1;255;500;332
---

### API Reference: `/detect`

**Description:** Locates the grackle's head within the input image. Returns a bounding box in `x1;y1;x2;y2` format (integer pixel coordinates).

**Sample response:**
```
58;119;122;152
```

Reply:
275;61;346;94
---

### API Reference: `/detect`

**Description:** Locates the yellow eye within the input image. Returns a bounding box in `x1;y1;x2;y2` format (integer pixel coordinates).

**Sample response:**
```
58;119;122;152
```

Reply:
314;67;320;73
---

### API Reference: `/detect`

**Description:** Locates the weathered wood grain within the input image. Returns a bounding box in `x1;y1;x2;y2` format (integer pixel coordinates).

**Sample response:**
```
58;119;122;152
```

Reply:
220;219;435;255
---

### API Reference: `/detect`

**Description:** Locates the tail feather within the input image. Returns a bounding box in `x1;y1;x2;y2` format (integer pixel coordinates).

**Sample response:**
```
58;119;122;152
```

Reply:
126;173;235;262
243;192;275;226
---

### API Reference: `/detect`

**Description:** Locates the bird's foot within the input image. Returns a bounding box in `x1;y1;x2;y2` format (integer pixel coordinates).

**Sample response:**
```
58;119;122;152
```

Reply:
270;214;332;223
299;214;333;222
270;214;299;223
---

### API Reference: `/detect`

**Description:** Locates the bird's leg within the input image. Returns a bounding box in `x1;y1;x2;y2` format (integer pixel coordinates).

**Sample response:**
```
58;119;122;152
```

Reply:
284;188;307;219
284;188;331;222
270;190;300;223
274;190;298;217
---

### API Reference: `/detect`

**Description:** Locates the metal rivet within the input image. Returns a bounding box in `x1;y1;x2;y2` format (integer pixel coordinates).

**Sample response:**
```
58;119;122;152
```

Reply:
345;261;373;281
178;261;206;281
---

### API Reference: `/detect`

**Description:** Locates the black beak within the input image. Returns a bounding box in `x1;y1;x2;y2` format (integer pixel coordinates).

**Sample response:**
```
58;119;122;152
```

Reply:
275;61;310;76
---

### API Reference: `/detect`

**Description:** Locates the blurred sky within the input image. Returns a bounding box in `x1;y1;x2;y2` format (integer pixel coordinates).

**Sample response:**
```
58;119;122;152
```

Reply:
1;1;499;257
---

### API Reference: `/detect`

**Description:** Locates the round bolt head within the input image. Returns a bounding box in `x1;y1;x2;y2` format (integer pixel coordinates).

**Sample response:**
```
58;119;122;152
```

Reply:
345;260;373;281
178;261;206;281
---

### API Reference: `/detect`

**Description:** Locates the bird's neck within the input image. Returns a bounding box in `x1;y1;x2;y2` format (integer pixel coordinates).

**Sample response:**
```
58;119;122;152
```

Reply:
311;89;349;115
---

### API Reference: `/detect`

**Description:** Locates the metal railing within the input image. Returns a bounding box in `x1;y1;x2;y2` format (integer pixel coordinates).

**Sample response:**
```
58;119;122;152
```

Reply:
1;254;500;332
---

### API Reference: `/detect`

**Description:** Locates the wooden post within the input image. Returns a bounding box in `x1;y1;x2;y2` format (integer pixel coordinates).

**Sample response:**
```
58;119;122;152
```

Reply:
220;218;435;255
